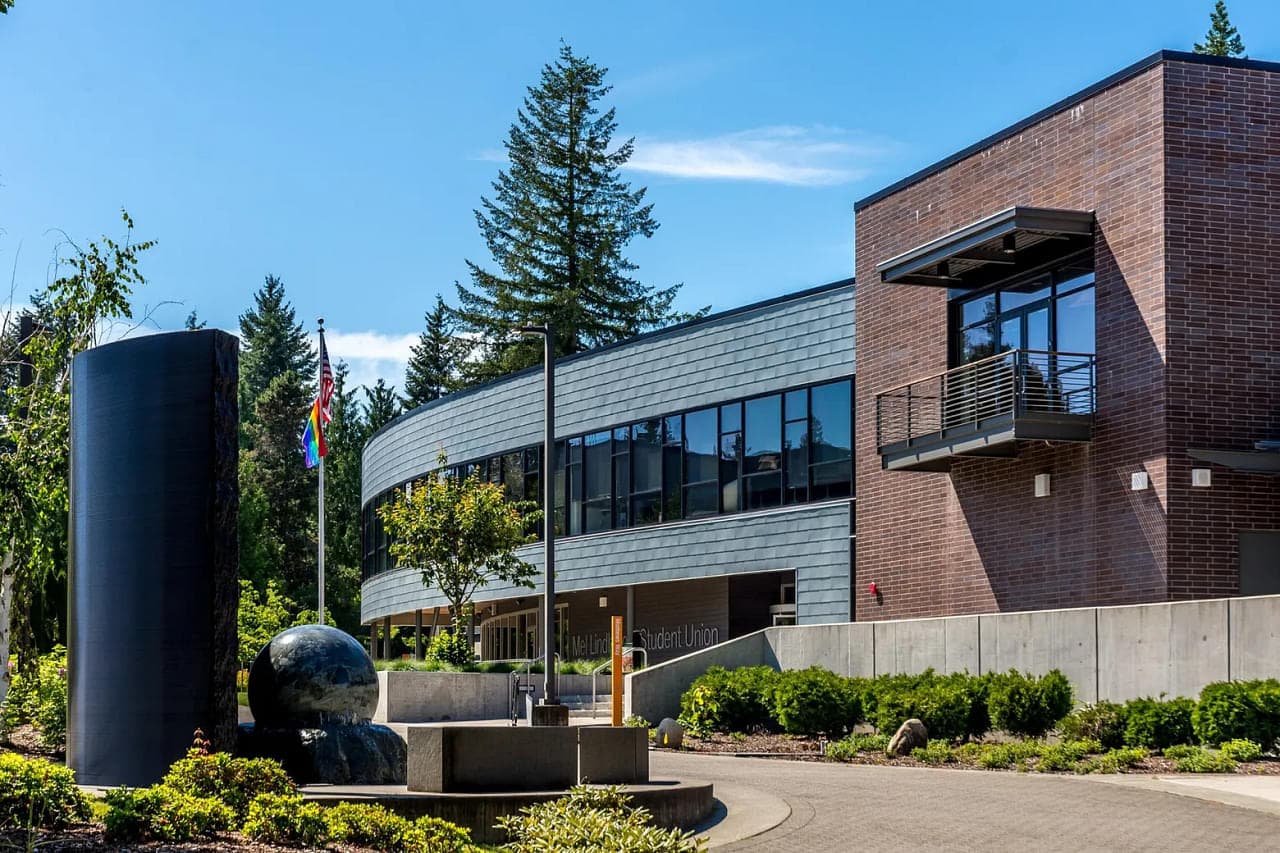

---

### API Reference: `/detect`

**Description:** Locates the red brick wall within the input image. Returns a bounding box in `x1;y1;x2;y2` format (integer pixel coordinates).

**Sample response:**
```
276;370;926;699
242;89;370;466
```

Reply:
854;64;1170;620
1163;62;1280;598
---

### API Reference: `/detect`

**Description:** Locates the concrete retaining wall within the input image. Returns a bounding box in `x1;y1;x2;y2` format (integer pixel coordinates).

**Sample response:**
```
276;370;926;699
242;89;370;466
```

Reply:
374;671;612;723
625;594;1280;723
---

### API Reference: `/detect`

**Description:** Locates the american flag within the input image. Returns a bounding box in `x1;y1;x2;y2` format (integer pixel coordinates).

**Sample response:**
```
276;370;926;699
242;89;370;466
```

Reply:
319;331;334;424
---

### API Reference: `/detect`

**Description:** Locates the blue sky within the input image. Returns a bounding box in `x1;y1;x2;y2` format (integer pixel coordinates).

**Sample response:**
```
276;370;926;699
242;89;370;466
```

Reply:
1;1;1275;390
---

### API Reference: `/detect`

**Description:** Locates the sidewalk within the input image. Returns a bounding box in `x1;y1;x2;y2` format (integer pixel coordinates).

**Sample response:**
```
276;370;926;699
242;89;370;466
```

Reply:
1087;773;1280;818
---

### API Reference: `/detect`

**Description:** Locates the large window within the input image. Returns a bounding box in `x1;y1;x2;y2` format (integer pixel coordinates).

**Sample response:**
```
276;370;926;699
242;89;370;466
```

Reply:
949;254;1095;367
361;377;855;578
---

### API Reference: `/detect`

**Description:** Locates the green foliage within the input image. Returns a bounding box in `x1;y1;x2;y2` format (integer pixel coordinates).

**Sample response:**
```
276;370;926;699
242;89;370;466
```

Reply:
2;646;67;748
426;629;476;668
324;801;474;852
1174;747;1237;773
0;753;91;830
0;210;151;667
161;750;294;822
1162;744;1200;760
102;785;233;843
1059;701;1129;750
1193;680;1280;750
497;785;702;852
1194;0;1246;57
378;456;540;633
986;670;1073;738
237;274;316;441
404;294;468;408
624;715;652;729
237;579;295;667
1035;739;1101;772
363;378;402;434
320;361;370;634
678;666;779;735
870;676;972;743
825;732;888;761
976;741;1046;770
1075;747;1148;775
1219;738;1262;762
456;44;701;384
911;739;955;765
1122;697;1195;751
771;667;860;737
242;792;327;847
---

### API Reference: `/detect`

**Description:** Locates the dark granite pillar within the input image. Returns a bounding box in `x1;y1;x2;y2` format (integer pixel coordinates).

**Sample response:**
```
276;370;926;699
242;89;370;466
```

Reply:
68;330;239;786
414;610;423;661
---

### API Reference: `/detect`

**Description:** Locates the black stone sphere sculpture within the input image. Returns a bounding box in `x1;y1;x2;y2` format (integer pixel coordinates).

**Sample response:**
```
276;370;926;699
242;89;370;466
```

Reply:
238;625;406;785
248;624;378;727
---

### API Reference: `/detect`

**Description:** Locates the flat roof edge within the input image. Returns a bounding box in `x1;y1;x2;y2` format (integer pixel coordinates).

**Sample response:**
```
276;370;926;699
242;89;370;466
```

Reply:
854;50;1280;213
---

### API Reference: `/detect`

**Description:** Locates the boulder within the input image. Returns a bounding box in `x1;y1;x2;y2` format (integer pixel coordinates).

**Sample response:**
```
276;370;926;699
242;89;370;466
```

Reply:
655;718;684;750
886;719;928;756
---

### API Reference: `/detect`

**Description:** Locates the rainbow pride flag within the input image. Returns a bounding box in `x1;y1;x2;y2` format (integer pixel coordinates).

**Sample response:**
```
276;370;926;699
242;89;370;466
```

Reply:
302;397;327;469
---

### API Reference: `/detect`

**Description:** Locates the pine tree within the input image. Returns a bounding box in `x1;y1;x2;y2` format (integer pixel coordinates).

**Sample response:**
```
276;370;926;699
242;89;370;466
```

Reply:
246;371;316;605
403;294;466;409
362;379;401;436
319;362;364;633
238;274;316;442
1194;1;1246;57
456;43;700;382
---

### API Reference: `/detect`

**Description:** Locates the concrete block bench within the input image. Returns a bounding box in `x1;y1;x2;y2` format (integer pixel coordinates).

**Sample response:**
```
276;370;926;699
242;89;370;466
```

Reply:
407;726;648;793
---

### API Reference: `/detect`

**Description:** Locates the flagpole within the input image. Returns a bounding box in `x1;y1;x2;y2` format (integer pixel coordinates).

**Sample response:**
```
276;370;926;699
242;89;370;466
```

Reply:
317;318;327;626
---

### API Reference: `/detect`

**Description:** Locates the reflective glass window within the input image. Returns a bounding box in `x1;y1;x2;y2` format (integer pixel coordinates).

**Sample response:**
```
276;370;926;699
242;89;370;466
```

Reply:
962;293;995;327
810;381;852;464
720;432;741;513
1056;286;1095;354
583;431;611;533
632;420;662;493
683;482;718;519
683;408;717;484
744;395;782;475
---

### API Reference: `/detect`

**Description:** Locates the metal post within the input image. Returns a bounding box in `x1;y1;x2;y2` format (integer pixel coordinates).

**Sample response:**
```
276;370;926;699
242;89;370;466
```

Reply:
383;616;392;660
542;327;557;706
414;610;423;661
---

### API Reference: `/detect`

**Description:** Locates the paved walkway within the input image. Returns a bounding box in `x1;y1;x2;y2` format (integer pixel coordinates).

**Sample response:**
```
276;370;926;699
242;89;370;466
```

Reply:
652;752;1280;851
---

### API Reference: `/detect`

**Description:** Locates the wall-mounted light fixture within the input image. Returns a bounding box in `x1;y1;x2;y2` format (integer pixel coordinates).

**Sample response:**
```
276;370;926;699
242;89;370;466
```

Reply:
1034;473;1051;498
1192;468;1212;488
598;595;608;608
1002;234;1017;255
1131;472;1149;491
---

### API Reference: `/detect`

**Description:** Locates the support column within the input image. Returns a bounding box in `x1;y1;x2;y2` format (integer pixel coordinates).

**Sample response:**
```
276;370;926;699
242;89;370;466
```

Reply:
368;623;376;658
383;616;392;660
414;610;424;661
626;586;635;645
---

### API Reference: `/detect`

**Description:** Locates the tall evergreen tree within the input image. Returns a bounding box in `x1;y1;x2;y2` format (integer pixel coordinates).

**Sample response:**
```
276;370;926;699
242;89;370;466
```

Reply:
320;362;364;634
238;274;316;442
246;370;316;604
456;43;701;381
1194;1;1246;57
403;294;466;409
362;379;401;436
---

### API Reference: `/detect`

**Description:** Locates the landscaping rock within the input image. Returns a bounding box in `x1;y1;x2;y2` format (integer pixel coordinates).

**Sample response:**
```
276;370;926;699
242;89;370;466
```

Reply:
656;718;684;749
887;719;928;756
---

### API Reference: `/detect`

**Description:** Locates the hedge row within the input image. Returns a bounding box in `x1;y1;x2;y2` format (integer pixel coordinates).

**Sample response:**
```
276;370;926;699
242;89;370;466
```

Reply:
1060;679;1280;752
678;666;1073;740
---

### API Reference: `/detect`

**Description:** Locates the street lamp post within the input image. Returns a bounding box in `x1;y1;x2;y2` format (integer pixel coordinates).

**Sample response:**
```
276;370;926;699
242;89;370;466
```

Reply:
517;324;566;725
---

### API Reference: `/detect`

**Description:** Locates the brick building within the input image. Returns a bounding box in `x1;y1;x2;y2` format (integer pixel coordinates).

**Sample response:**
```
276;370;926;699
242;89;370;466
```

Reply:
856;50;1280;620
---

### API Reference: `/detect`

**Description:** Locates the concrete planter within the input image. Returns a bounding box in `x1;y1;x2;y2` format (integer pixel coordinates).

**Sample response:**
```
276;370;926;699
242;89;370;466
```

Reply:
375;671;612;723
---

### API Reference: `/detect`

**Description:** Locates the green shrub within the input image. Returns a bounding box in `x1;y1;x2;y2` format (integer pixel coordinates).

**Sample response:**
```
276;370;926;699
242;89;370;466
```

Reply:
399;815;476;852
1162;744;1199;760
1059;701;1129;750
1122;698;1194;750
1075;746;1147;775
1219;738;1263;762
426;630;475;667
910;739;954;765
324;802;408;850
871;681;972;743
0;753;92;830
2;648;69;749
977;740;1045;769
678;666;779;735
624;715;652;729
771;667;860;736
1035;739;1101;772
1174;748;1237;773
825;732;888;761
497;785;700;852
242;792;327;847
103;785;234;843
1193;680;1280;751
986;670;1073;738
161;750;294;820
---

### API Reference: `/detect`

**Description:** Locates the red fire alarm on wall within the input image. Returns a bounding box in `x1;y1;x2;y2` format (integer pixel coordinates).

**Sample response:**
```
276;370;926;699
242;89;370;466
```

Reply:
868;582;878;596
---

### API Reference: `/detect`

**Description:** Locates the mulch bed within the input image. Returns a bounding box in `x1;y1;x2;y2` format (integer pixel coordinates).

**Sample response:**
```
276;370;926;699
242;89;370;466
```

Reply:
678;732;1280;774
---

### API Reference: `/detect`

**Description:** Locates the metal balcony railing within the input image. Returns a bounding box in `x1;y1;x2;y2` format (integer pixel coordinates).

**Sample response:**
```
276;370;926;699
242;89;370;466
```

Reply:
875;350;1096;450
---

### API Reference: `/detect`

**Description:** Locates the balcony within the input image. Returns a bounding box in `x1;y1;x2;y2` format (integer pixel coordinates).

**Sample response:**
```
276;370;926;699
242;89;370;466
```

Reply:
875;350;1096;471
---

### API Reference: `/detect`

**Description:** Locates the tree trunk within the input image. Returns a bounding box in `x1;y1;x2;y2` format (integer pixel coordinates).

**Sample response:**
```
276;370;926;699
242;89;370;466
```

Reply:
0;549;15;710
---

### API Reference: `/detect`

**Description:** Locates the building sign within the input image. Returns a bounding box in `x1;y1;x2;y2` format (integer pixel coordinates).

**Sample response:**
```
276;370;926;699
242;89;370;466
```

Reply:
565;620;722;660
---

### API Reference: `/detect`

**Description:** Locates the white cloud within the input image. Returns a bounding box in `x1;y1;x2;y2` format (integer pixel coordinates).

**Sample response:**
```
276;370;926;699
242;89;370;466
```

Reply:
314;329;418;396
626;126;890;186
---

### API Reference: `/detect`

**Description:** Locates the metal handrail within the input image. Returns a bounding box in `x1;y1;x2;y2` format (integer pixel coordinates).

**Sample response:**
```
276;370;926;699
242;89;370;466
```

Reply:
590;646;648;719
876;349;1096;449
507;653;562;725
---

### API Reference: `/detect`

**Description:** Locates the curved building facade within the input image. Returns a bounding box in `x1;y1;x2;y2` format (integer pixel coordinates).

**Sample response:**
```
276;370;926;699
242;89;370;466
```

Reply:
361;280;855;663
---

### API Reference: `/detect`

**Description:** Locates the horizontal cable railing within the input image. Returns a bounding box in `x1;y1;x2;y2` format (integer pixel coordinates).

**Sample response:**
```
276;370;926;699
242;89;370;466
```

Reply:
875;350;1096;449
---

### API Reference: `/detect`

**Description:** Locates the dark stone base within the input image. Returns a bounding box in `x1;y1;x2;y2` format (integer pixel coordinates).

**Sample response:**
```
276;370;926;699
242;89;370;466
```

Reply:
529;703;569;727
237;723;406;784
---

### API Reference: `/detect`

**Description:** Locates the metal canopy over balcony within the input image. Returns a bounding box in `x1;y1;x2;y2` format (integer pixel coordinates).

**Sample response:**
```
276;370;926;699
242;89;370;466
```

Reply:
875;350;1096;472
877;207;1095;289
